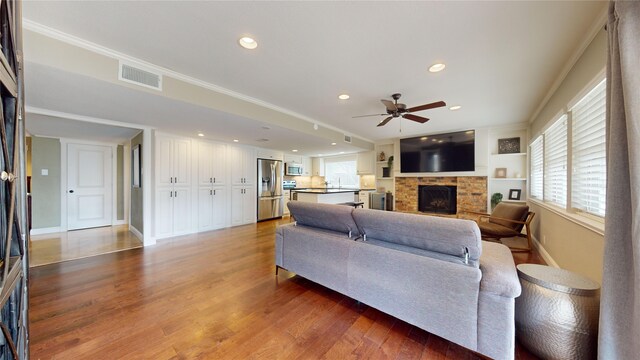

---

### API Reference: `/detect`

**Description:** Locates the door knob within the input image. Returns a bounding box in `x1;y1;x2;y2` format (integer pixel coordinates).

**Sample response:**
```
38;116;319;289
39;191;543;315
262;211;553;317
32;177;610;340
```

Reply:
69;190;74;193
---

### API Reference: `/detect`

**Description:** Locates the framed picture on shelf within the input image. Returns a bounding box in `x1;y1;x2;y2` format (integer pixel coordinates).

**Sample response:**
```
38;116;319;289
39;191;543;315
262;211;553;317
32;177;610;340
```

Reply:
508;189;522;200
495;167;507;178
498;137;521;154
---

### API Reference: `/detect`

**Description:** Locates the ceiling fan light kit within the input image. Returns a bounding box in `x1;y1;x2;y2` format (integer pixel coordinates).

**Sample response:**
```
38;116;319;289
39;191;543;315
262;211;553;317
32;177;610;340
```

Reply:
354;93;446;127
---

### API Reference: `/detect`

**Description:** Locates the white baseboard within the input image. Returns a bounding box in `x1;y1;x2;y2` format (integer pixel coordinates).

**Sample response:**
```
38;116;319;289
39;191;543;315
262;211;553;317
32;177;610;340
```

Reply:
129;225;143;241
531;235;560;268
30;227;62;236
113;220;127;226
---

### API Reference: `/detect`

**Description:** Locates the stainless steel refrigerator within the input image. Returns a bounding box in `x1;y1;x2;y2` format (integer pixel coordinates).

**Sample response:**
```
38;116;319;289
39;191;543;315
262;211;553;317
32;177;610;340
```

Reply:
257;158;284;221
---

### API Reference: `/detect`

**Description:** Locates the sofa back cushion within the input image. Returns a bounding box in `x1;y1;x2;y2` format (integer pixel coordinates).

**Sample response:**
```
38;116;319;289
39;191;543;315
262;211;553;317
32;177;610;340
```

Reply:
352;209;481;266
287;201;360;238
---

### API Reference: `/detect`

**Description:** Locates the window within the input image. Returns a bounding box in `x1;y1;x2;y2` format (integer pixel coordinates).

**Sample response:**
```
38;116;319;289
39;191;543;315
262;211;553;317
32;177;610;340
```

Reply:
571;79;606;217
530;136;544;199
324;155;359;188
544;115;568;207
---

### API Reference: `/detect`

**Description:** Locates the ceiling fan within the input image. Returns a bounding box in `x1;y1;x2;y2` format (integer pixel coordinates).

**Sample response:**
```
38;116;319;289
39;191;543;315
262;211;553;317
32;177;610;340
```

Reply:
353;93;446;127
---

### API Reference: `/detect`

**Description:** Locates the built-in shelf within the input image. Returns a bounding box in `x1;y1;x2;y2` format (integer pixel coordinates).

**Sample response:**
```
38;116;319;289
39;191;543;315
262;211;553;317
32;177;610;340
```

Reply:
491;177;527;181
376;161;390;164
502;199;526;203
378;177;394;180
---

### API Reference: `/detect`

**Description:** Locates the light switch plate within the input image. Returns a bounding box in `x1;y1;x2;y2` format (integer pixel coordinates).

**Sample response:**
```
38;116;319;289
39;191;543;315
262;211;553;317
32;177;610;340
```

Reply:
41;169;48;176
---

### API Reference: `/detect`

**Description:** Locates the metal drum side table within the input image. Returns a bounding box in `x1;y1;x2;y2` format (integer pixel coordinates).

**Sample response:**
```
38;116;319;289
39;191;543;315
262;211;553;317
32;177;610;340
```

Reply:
515;264;600;360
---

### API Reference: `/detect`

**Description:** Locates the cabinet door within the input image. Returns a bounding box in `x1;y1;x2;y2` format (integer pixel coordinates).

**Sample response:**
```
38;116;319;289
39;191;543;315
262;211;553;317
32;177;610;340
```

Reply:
211;143;226;185
198;187;214;231
242;187;256;224
357;151;375;175
198;142;213;187
284;154;302;163
155;188;174;238
212;186;227;229
302;156;312;176
173;138;191;186
172;187;191;235
230;147;244;185
156;137;174;187
231;186;244;225
312;157;325;176
242;148;256;184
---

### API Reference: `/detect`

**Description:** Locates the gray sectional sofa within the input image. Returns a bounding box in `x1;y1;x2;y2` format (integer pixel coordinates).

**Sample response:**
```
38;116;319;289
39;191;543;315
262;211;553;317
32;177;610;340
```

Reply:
275;201;522;360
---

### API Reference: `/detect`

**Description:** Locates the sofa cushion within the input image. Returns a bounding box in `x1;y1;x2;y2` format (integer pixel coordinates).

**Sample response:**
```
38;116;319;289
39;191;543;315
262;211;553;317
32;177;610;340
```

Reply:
287;201;360;238
352;209;481;266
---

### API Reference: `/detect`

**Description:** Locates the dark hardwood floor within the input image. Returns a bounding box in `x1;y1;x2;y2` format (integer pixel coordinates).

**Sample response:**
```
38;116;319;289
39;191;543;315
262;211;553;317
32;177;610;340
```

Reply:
29;218;543;359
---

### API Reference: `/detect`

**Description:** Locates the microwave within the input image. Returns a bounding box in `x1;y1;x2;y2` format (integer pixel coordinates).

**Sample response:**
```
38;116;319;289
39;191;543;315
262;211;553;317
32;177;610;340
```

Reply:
285;162;303;176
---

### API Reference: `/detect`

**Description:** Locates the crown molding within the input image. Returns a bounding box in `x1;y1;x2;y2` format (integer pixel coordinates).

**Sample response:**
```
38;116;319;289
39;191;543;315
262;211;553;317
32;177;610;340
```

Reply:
22;19;373;144
527;6;608;124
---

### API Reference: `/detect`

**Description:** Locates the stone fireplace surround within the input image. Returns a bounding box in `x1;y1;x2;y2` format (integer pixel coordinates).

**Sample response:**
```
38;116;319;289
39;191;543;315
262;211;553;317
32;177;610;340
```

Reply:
395;176;488;215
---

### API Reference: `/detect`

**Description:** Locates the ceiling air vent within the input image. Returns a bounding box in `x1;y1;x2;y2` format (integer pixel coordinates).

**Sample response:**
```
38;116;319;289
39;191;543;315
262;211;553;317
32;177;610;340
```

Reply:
344;134;352;143
119;62;162;90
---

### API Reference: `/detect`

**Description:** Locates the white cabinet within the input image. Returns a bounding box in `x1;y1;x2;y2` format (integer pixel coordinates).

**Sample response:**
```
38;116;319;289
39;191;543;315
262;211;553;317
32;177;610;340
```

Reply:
198;141;226;186
359;191;371;209
257;148;283;161
155;187;191;238
155;134;192;238
284;154;302;164
231;186;255;226
302;156;312;176
198;186;227;231
357;151;375;175
156;135;191;187
312;157;325;176
229;146;255;185
283;190;291;215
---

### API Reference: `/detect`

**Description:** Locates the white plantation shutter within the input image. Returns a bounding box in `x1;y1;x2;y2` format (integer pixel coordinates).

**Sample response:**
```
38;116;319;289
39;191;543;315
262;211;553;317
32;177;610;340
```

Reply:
571;79;606;217
544;115;568;207
530;136;544;199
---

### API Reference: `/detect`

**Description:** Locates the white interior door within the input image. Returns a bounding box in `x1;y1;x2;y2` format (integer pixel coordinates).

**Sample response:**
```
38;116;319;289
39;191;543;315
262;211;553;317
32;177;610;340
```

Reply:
67;143;113;230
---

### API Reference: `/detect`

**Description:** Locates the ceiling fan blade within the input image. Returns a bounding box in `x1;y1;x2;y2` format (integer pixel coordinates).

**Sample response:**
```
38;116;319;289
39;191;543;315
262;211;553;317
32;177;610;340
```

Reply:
407;101;447;113
377;116;393;127
381;99;397;112
352;113;387;118
403;114;430;123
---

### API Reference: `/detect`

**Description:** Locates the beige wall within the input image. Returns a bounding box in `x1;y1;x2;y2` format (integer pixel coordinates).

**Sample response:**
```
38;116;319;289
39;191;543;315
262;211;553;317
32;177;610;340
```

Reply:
31;136;61;229
130;132;144;233
528;29;607;284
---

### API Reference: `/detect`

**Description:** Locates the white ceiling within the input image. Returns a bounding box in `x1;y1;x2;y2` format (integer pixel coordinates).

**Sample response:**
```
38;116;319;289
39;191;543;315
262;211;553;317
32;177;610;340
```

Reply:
22;1;606;149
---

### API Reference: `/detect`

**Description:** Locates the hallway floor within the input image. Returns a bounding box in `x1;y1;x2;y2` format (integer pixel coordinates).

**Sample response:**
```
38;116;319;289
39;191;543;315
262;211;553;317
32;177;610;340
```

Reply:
29;224;143;267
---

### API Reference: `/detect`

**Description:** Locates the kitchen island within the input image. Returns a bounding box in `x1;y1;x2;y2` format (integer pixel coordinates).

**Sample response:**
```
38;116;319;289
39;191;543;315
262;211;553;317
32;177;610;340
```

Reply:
292;188;358;205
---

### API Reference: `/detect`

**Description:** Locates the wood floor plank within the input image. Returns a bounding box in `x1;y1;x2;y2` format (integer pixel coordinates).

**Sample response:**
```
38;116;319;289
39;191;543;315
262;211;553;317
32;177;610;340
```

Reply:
29;218;541;359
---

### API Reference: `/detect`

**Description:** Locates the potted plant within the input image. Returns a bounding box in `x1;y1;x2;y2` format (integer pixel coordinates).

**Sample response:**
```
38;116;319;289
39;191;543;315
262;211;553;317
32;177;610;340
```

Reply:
491;192;503;209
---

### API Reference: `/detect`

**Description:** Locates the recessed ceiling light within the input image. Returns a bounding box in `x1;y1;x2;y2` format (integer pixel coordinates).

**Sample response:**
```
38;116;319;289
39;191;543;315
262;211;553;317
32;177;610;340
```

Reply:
428;63;446;73
197;133;204;137
331;142;337;146
438;140;444;143
420;136;428;141
238;37;258;50
233;139;239;142
449;105;462;111
292;149;298;152
318;154;323;156
340;151;345;154
338;94;350;100
432;139;437;142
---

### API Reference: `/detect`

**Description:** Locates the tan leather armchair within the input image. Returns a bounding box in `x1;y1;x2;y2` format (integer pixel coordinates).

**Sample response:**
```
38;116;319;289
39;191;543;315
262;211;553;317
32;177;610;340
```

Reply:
464;202;535;252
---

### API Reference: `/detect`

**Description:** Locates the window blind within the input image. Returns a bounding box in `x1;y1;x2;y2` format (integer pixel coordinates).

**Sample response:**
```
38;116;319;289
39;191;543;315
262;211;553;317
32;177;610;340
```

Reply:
530;136;544;199
571;79;606;217
544;115;568;207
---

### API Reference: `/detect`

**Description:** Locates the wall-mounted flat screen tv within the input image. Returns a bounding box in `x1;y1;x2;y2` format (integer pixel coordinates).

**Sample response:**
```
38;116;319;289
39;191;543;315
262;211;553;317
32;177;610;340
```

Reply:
400;130;475;173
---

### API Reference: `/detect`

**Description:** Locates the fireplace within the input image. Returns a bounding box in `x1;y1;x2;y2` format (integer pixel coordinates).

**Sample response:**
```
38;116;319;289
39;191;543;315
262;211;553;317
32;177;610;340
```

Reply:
418;185;457;214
